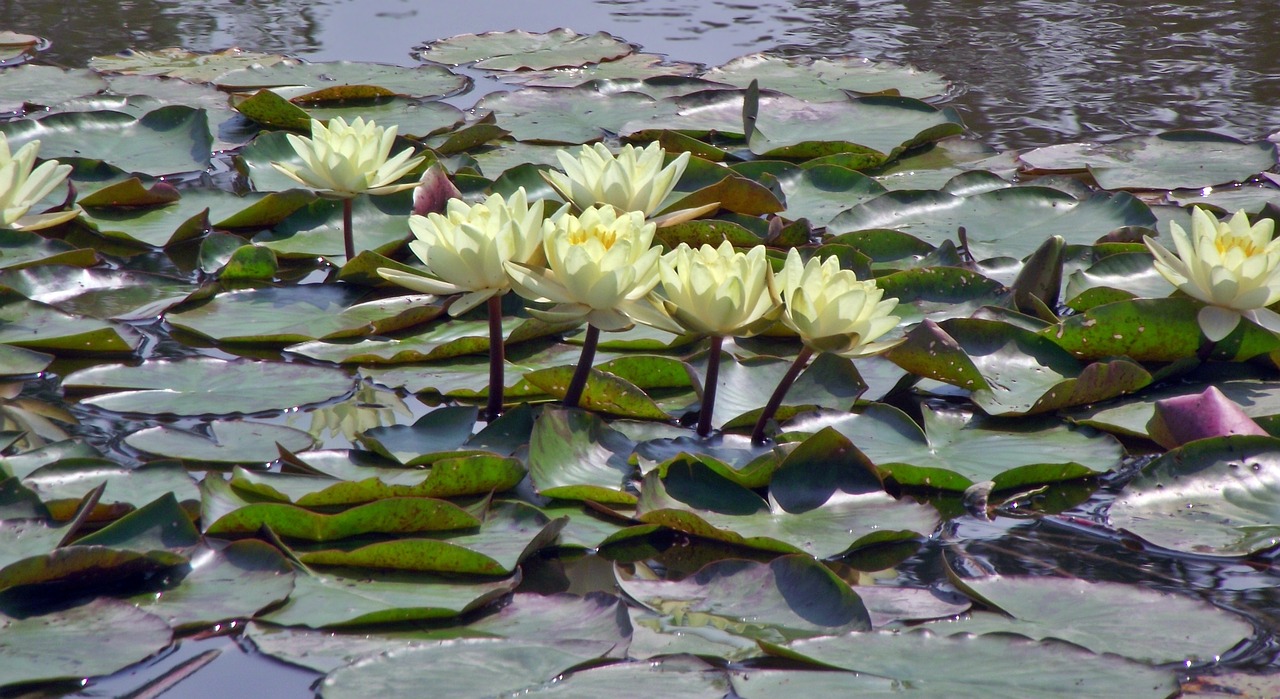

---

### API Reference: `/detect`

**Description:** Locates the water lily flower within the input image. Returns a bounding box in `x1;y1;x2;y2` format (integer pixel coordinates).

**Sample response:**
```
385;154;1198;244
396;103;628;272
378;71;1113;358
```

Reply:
272;116;426;260
644;241;780;338
506;205;662;332
543;141;690;218
751;249;903;444
272;116;425;198
776;248;903;357
632;241;779;437
507;205;662;408
0;135;77;231
378;188;547;316
1144;207;1280;341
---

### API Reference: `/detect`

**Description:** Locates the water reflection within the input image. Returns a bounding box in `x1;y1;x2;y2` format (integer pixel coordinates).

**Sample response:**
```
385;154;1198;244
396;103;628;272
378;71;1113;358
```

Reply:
9;0;1280;148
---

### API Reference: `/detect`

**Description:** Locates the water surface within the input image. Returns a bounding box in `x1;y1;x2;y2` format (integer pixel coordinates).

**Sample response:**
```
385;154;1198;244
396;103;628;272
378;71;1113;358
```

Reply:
8;0;1280;148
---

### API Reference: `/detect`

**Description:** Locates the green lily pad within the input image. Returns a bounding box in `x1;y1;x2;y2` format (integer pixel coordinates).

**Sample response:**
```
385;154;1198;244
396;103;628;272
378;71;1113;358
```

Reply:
215;61;468;100
0;493;197;593
1063;251;1175;309
692;352;867;430
940;575;1252;664
22;459;199;521
1019;131;1277;190
259;565;518;629
296;501;567;575
202;476;479;541
0;106;212;176
252;192;416;260
528;407;638;505
774;165;888;227
124;420;316;463
319;638;610;699
476;87;671;144
829;187;1156;261
0;65;108;111
0;266;194;320
788;404;1122;491
765;631;1177;699
167;285;443;344
0;294;142;355
290;316;569;364
497;54;701;88
523;367;672;421
64;357;353;416
703;54;950;101
886;318;1153;415
635;461;939;558
0;229;98;271
128;539;294;630
88;47;294;81
617;554;871;641
1041;297;1280;362
0;344;52;376
1109;435;1280;556
748;95;963;161
0;599;173;689
416;29;634;71
302;99;465;140
356;406;482;466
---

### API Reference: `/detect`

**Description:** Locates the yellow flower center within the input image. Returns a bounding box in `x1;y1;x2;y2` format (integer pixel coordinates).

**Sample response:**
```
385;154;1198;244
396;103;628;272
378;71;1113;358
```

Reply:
569;225;618;249
1216;234;1262;257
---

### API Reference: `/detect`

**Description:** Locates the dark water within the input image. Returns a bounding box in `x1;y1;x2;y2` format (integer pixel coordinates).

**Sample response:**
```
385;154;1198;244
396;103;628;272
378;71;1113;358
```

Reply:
7;0;1280;149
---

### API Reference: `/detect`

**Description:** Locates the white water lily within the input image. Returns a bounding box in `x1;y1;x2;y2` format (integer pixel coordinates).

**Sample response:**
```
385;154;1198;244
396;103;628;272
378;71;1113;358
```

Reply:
641;241;780;337
543;141;690;217
378;189;546;316
777;248;903;357
1144;207;1280;341
272;117;425;198
0;135;77;231
505;205;661;331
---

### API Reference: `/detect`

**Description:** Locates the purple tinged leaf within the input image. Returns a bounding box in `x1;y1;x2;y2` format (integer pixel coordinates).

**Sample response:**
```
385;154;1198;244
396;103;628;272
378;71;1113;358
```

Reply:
413;164;461;216
1146;385;1268;449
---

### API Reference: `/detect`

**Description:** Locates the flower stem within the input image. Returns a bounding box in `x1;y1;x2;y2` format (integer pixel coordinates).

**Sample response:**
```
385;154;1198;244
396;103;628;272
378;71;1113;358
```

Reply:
751;345;814;445
696;336;725;438
342;198;355;261
484;295;505;422
563;324;600;408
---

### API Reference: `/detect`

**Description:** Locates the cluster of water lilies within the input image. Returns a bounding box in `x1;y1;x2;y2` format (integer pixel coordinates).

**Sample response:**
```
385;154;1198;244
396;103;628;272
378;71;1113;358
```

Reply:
265;117;910;437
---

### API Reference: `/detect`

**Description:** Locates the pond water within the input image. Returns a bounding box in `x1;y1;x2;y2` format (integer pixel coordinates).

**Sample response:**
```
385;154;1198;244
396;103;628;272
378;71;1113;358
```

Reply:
9;0;1280;149
6;1;1280;697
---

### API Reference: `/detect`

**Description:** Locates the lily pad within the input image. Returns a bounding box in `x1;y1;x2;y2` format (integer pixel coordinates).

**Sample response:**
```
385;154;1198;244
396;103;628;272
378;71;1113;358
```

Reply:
167;285;443;344
940;575;1252;664
0;599;172;689
829;187;1156;261
416;29;634;71
1108;435;1280;556
787;404;1122;491
128;540;295;630
0;266;194;320
0;106;212;176
528;407;638;505
214;61;468;100
0;65;108;112
704;54;950;101
497;54;701;88
64;357;353;416
88;47;294;81
0;295;142;355
618;554;871;641
766;631;1177;698
1019;131;1276;190
125;420;316;463
476;87;670;144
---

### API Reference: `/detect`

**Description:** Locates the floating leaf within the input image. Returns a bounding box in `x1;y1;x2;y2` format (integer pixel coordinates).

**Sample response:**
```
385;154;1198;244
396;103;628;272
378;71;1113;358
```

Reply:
0;106;212;176
125;420;316;463
0;266;194;320
0;65;107;111
704;54;949;101
0;599;172;689
476;87;670;144
1109;435;1280;556
528;407;638;505
788;404;1121;491
65;357;353;416
0;295;142;355
618;554;871;641
1019;132;1276;190
417;29;634;71
128;540;294;630
88;47;293;81
215;61;467;100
